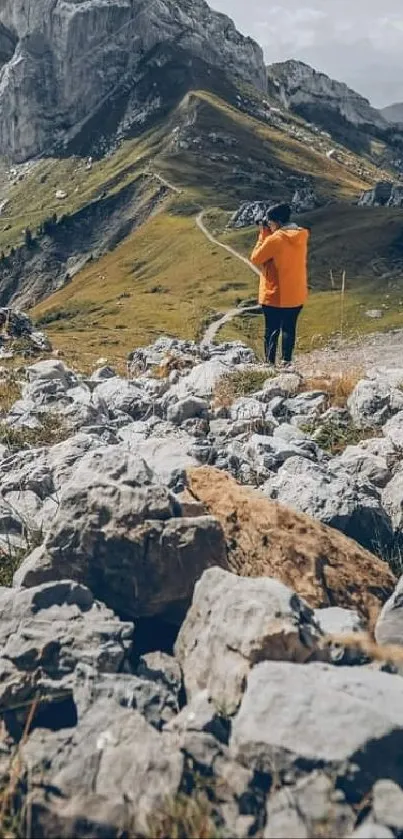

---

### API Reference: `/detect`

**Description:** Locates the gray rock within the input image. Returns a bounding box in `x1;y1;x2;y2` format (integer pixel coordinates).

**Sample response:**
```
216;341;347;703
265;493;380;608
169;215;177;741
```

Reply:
137;652;182;699
93;378;153;420
383;412;403;448
167;396;208;426
382;468;403;531
264;772;355;839
350;823;394;838
372;779;403;829
285;390;327;420
348;378;403;429
375;576;403;646
26;701;184;837
264;457;393;552
231;662;403;791
175;567;324;713
314;607;365;636
0;580;132;731
14;458;228;620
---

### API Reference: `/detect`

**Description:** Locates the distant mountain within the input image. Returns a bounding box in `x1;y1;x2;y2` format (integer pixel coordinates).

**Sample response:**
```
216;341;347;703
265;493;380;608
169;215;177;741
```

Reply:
381;103;403;125
266;60;403;164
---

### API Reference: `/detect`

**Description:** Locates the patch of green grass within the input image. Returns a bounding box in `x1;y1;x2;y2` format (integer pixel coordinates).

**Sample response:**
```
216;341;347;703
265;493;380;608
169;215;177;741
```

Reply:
0;377;21;414
147;792;220;839
301;418;377;455
0;414;69;452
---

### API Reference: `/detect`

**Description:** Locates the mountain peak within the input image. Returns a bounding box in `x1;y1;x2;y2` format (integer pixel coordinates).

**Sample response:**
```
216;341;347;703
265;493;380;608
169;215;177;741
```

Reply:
0;0;266;162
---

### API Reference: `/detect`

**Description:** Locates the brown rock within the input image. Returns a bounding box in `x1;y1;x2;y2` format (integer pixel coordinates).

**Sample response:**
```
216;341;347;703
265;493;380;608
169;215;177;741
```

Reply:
188;468;395;627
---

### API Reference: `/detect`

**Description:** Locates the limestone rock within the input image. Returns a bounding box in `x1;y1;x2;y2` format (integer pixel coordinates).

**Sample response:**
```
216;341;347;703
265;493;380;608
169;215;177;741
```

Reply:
175;567;325;712
231;661;403;791
14;454;228;620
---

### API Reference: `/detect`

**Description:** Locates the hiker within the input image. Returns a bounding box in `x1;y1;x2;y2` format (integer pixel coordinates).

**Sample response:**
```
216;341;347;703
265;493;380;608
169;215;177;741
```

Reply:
250;203;309;368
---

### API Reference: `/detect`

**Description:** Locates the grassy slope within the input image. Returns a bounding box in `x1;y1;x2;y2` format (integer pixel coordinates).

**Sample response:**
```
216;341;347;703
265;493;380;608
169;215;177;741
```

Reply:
7;89;401;365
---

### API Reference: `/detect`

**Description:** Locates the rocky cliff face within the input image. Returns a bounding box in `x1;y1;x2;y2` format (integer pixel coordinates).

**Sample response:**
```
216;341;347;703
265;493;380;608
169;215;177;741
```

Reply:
267;60;387;131
382;102;403;125
0;0;266;162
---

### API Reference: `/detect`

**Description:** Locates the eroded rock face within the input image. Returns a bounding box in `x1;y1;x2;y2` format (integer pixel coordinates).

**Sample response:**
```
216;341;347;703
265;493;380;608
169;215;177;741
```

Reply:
0;0;266;161
175;567;325;712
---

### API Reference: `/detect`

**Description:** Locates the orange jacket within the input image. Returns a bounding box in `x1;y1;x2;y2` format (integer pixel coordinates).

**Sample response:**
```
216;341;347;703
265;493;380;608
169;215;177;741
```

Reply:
250;225;309;308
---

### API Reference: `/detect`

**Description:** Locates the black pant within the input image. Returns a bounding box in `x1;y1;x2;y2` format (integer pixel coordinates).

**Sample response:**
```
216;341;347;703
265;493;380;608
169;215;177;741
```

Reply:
262;305;303;364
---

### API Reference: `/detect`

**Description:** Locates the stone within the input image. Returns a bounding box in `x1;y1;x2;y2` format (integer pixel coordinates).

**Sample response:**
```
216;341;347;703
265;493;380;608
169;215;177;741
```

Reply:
14;458;228;621
348;378;403;429
0;580;133;732
176;567;325;712
231;662;403;792
264;772;355;839
383;412;403;448
382;468;403;531
314;606;365;637
375;576;403;646
26;701;184;837
350;822;394;839
372;779;403;829
188;468;395;627
93;378;153;420
263;457;393;553
167;396;208;425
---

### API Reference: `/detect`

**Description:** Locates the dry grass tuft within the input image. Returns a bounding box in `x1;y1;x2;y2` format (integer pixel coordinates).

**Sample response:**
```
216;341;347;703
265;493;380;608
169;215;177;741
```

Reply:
147;792;220;839
322;632;403;666
0;378;21;416
301;369;362;408
0;414;69;452
213;368;271;409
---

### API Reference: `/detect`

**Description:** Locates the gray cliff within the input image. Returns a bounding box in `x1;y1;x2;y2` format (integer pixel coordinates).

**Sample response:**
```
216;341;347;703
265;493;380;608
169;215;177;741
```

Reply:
0;0;266;161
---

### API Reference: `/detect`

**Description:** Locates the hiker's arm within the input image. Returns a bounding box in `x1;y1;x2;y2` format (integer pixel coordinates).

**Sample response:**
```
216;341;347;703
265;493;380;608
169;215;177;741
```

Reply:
250;230;279;266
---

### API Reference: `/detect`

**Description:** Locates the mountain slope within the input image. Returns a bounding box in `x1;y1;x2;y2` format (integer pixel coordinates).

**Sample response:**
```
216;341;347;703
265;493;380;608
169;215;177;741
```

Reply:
0;87;386;314
382;103;403;125
0;0;265;162
267;60;403;167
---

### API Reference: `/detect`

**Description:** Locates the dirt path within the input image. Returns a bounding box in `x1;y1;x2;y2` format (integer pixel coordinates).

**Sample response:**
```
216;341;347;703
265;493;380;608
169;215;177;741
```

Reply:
148;175;403;370
196;211;260;276
297;330;403;376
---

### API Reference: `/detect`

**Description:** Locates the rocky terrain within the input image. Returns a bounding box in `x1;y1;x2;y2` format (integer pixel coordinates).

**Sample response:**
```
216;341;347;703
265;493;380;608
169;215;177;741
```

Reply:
2;313;403;835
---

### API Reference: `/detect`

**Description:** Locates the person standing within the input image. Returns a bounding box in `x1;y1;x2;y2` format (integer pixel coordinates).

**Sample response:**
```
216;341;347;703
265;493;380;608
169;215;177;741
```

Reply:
250;203;310;368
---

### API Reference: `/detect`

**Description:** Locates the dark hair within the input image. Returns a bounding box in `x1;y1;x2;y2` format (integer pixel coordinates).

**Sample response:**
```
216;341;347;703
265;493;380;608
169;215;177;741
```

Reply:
266;203;291;226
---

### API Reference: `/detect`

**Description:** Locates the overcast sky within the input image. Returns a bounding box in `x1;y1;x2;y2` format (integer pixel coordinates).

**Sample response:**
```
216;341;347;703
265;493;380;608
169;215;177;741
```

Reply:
211;0;403;108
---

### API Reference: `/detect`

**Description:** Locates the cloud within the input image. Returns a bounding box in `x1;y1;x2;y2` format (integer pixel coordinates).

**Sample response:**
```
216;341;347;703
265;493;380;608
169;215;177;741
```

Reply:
210;0;403;106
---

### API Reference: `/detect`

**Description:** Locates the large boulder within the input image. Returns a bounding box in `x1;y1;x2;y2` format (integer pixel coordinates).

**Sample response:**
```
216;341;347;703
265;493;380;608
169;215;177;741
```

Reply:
263;457;393;553
175;567;325;712
24;701;184;838
188;468;395;627
14;450;228;621
231;662;403;793
348;377;403;429
0;580;133;732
